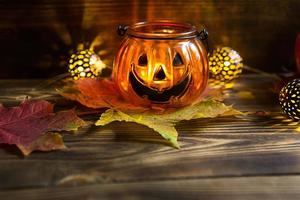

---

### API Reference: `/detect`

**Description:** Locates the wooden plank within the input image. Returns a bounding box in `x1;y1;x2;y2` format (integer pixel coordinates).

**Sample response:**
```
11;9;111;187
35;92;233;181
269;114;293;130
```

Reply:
1;176;300;200
0;74;299;194
1;123;300;189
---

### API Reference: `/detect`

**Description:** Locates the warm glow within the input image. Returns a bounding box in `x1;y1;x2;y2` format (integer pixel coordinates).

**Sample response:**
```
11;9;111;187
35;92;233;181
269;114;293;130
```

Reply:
113;22;209;107
162;29;174;33
209;47;243;81
224;61;230;67
68;50;106;80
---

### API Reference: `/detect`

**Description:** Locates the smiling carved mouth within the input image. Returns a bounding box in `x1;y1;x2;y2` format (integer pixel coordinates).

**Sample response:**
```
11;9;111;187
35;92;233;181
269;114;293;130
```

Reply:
129;72;191;103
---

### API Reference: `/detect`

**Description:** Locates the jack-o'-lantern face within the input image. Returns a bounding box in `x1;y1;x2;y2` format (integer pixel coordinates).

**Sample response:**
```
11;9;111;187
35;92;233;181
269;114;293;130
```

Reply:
129;43;192;102
113;21;209;107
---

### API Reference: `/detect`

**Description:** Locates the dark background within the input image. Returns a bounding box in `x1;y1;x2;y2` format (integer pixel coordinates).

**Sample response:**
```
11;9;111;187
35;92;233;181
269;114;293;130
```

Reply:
0;0;299;78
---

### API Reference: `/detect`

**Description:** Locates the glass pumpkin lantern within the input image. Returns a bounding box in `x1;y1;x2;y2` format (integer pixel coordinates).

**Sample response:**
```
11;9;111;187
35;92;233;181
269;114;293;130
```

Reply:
113;21;209;107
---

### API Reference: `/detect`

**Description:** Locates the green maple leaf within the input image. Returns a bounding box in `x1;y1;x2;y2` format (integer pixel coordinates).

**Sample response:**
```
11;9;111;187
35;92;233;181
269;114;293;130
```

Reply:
96;100;242;148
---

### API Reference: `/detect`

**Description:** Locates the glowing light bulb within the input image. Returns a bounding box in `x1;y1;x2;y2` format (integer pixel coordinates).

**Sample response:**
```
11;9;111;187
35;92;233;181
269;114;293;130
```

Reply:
68;50;106;80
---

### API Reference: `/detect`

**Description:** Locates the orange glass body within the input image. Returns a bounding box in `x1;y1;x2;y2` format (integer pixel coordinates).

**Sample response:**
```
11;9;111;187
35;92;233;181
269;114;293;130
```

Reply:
113;21;209;108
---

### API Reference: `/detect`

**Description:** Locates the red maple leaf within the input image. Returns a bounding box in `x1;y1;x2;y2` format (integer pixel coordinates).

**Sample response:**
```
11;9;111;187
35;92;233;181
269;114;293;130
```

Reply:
57;78;147;111
0;100;86;155
57;78;223;113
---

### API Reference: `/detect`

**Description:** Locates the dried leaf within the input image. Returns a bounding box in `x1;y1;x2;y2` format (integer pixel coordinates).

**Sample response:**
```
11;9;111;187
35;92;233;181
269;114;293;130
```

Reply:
162;100;243;121
0;100;86;155
96;100;242;148
58;78;225;112
46;109;87;132
199;86;224;101
17;132;66;156
58;78;240;148
96;109;179;148
57;78;146;111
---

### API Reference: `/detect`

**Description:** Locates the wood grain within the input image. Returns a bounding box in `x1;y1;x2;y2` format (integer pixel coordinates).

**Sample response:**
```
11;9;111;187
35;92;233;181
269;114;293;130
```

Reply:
2;176;300;200
0;75;300;199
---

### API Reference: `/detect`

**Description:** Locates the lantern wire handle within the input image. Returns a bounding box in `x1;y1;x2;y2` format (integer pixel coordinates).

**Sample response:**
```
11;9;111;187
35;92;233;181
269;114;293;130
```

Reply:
117;25;128;36
197;29;210;54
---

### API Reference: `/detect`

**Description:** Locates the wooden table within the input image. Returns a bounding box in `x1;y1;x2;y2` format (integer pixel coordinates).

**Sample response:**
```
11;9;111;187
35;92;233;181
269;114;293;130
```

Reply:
0;75;300;200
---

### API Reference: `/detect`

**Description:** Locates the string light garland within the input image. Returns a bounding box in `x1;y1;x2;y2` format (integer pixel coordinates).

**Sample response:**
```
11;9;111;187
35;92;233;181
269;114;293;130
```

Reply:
209;47;243;81
68;50;106;80
279;79;300;120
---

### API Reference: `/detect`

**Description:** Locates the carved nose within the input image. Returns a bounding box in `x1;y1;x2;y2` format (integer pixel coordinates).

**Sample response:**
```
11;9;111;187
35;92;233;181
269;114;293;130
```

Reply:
154;66;166;81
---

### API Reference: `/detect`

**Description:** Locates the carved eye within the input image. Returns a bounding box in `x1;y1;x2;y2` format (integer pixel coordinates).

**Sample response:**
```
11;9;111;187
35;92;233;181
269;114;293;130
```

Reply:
173;53;184;66
138;53;148;66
